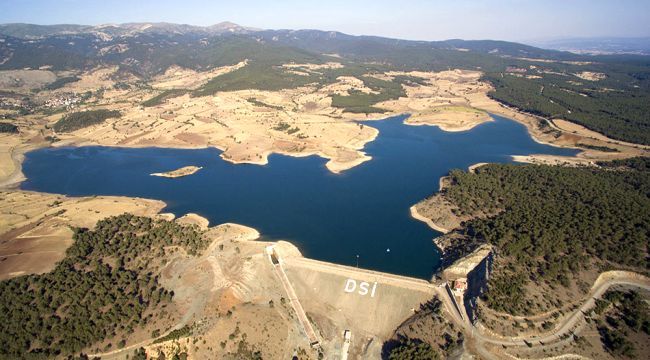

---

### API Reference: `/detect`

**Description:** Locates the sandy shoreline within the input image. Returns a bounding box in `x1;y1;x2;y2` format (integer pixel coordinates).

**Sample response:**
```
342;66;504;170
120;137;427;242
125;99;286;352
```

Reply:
410;205;450;234
0;136;47;189
408;162;489;239
219;134;377;175
4;65;647;191
403;108;493;133
485;103;647;161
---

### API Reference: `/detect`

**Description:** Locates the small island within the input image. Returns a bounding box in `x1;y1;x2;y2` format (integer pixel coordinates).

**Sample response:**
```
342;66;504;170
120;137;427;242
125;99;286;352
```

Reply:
150;166;202;178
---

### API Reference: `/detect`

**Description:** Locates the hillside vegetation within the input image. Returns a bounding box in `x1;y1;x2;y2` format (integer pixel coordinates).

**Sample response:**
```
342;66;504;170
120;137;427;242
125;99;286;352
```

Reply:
3;25;649;144
53;109;121;132
0;214;208;358
44;76;80;90
592;290;650;358
436;158;650;314
142;89;188;107
383;299;463;360
484;65;650;144
330;75;406;113
0;122;18;133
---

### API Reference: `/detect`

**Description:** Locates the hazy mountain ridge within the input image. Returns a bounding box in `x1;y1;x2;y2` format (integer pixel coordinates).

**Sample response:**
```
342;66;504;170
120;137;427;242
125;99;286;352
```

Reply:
1;22;647;75
3;22;639;60
0;22;598;77
531;37;650;56
1;22;649;145
0;21;586;63
0;21;256;39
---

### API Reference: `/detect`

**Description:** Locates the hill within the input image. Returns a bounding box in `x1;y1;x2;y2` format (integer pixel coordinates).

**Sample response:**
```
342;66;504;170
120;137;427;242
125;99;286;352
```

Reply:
416;158;650;316
1;22;649;143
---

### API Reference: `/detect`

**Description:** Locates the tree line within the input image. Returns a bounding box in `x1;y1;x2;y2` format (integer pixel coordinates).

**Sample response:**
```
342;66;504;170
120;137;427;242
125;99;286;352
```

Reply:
437;158;650;314
52;109;121;133
0;214;209;358
0;122;18;133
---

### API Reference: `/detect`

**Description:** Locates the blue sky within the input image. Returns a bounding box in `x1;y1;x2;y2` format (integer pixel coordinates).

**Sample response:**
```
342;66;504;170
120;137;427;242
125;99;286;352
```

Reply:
1;0;649;41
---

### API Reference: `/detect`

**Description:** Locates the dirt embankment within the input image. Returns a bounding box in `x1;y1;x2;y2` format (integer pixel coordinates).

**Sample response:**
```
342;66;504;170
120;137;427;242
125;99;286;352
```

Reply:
0;191;166;279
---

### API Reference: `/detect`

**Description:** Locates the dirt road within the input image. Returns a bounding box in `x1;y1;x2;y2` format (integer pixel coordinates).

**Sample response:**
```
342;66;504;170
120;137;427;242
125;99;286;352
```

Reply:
434;271;650;359
269;251;320;347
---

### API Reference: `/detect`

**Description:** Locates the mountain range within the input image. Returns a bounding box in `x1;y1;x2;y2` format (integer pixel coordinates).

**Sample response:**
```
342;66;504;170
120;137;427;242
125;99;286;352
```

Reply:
0;21;600;76
1;22;649;145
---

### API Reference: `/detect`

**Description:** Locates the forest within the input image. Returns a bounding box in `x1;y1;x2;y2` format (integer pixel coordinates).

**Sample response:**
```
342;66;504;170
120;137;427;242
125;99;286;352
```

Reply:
330;75;406;113
436;158;650;314
593;290;650;358
383;298;462;360
52;109;121;133
483;65;650;144
0;214;209;358
0;122;18;133
142;89;188;107
44;76;80;90
387;339;439;360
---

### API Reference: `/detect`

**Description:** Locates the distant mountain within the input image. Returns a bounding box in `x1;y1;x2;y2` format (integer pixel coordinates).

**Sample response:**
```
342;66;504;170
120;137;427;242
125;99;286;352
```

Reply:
0;23;92;39
253;29;578;61
207;21;257;34
0;22;648;146
0;22;580;62
529;37;650;56
0;21;257;39
0;21;634;76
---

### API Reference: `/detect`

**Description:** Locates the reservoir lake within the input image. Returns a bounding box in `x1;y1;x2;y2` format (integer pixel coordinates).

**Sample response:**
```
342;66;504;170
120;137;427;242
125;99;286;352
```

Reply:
21;115;578;279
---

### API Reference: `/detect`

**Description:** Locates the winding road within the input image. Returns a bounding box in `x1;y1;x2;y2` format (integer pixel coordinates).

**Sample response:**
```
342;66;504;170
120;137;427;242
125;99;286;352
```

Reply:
271;247;650;357
436;271;650;359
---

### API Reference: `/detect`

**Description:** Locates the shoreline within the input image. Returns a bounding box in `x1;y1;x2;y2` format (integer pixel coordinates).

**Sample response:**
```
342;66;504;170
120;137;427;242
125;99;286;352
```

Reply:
403;113;493;133
220;139;376;175
0;137;49;190
409;162;490;238
409;205;450;234
0;126;378;190
486;103;648;160
4;98;647;190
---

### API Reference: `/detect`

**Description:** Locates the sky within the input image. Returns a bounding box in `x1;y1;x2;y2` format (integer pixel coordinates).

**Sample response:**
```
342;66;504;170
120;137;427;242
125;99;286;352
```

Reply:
1;0;649;42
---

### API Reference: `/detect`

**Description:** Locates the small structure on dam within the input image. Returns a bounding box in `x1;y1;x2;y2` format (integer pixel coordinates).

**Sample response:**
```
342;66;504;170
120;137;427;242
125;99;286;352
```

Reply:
441;244;493;323
452;278;468;295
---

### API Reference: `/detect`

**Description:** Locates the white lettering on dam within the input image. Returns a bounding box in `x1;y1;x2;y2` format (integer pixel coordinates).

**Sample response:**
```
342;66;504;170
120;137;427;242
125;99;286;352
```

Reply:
344;279;378;297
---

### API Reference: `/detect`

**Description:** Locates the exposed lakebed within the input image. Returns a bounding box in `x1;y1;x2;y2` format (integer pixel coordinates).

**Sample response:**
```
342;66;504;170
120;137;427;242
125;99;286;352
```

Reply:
22;115;578;279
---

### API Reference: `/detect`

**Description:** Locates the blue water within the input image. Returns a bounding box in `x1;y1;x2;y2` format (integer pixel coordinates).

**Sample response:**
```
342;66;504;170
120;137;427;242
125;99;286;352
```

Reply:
21;115;578;279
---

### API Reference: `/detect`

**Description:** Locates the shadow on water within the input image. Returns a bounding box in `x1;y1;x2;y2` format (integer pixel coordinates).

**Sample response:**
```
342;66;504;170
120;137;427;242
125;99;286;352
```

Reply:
21;114;578;279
